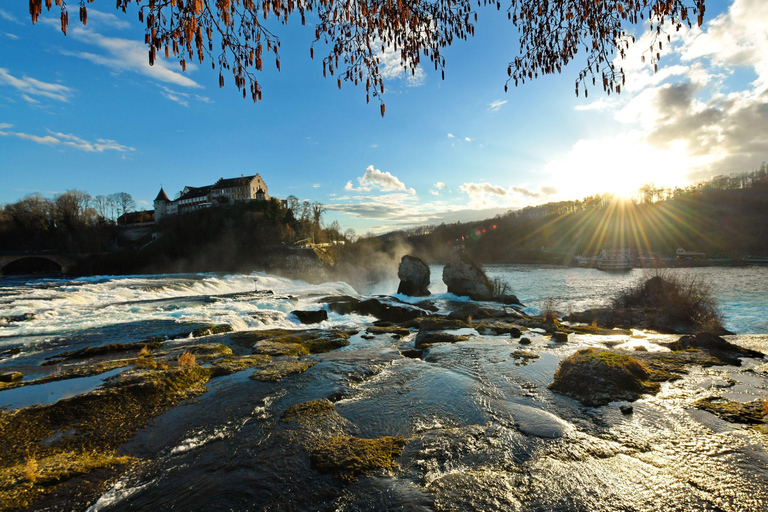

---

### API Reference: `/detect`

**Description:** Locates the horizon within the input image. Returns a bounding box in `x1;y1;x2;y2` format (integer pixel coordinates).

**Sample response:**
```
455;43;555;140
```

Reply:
2;1;767;233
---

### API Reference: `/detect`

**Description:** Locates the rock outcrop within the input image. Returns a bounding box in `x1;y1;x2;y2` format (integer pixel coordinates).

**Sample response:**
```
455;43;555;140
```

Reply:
397;255;431;296
291;309;329;324
549;348;660;406
442;250;494;301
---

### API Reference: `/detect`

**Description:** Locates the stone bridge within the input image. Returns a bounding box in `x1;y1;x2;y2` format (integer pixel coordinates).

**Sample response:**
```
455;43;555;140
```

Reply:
0;252;84;276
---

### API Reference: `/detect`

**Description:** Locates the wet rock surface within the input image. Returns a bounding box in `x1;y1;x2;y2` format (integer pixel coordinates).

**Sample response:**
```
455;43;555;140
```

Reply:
291;309;329;324
549;348;662;406
442;250;494;301
397;255;431;297
2;283;768;511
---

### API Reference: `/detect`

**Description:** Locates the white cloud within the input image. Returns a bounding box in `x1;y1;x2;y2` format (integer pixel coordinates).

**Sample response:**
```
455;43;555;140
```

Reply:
429;190;440;196
156;85;213;107
434;182;447;189
346;165;416;195
85;9;131;30
312;183;321;188
38;16;202;89
447;133;454;138
464;137;472;142
459;182;556;208
560;0;768;191
0;124;135;153
4;33;19;40
377;46;425;87
0;9;23;25
0;68;74;103
487;99;507;111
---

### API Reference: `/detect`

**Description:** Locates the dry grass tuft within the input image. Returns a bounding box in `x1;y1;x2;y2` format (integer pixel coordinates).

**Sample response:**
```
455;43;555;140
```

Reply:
138;345;150;357
23;455;39;483
177;351;197;367
542;297;559;325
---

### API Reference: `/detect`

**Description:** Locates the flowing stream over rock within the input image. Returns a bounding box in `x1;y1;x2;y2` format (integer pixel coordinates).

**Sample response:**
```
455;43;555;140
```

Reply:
1;267;767;511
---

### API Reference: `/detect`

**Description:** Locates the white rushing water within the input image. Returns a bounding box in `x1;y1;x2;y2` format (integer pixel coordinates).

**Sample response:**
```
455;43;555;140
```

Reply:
1;265;766;351
0;272;363;347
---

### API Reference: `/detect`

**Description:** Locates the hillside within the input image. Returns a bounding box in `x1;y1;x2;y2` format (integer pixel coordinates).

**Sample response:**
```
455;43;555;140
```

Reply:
389;171;768;265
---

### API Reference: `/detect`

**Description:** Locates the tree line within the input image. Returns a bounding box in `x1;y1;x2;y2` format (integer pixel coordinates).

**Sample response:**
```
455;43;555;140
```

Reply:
0;190;137;253
382;164;768;263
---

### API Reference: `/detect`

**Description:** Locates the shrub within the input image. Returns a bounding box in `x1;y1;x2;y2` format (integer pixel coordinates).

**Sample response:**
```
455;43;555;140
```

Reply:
177;351;197;367
542;297;559;325
490;276;512;298
611;269;724;333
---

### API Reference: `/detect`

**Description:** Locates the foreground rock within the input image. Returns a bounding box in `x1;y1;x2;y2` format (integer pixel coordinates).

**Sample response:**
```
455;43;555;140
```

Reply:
291;309;329;324
694;396;768;425
233;329;357;357
321;296;424;323
397;255;431;297
549;348;661;406
665;333;764;365
415;331;469;349
442;250;494;301
279;400;407;483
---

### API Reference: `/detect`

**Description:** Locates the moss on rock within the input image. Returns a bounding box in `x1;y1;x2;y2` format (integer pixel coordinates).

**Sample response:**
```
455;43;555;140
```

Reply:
0;365;213;511
419;318;471;332
309;435;407;483
250;360;317;382
549;348;661;406
694;396;768;425
510;350;540;366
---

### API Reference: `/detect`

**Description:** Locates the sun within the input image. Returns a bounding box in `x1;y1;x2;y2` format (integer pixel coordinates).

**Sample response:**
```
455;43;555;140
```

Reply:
545;136;695;202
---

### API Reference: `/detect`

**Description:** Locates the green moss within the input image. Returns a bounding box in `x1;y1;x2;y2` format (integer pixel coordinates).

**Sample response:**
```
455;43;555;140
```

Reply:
0;365;212;510
366;326;412;338
418;318;471;331
186;343;233;357
309;435;407;483
281;400;337;423
190;324;234;337
250;360;317;382
510;350;540;366
0;451;134;512
209;355;271;376
549;348;660;406
42;340;163;365
246;329;355;356
694;396;768;425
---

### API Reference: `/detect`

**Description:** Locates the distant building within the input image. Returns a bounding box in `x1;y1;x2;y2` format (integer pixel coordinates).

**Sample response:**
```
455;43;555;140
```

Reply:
597;247;633;270
676;247;706;260
154;174;270;221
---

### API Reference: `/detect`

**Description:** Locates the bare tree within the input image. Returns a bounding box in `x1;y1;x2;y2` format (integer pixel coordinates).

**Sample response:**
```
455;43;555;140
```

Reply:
29;1;706;114
93;195;110;220
285;195;300;217
5;193;53;232
113;192;136;222
300;200;312;222
54;189;91;228
311;201;326;229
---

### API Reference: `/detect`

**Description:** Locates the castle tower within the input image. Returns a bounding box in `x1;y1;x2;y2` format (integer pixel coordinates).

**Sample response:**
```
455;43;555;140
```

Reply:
154;187;170;222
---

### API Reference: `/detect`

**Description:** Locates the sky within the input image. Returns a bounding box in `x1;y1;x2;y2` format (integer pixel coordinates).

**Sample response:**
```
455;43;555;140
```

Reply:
1;1;766;234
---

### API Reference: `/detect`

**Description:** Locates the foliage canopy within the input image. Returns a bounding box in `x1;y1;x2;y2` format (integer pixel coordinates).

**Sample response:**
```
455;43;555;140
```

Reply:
30;1;706;114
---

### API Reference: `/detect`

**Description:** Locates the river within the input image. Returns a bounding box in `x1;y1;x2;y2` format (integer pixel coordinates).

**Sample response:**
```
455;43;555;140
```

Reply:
1;266;767;510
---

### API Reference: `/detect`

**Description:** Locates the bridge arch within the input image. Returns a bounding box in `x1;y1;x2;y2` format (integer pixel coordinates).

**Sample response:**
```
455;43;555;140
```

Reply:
0;254;75;276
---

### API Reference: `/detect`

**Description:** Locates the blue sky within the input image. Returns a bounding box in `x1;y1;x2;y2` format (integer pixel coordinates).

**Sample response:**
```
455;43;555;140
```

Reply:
1;1;766;233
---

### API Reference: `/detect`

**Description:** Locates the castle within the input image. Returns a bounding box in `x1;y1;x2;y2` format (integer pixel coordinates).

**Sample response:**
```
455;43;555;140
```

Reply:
154;174;270;222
